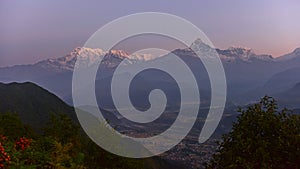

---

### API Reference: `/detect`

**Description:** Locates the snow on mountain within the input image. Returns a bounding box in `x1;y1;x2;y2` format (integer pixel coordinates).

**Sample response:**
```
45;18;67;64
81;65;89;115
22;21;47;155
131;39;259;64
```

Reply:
216;46;273;62
35;47;102;71
171;39;218;60
35;47;157;72
172;39;274;62
22;39;283;74
276;48;300;61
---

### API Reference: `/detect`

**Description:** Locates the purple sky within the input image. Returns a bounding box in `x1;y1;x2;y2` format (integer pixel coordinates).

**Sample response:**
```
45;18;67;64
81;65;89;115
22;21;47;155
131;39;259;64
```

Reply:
0;0;300;67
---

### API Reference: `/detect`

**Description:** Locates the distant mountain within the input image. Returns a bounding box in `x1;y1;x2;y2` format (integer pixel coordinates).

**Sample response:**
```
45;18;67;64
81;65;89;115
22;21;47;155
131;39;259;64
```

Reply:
275;82;300;109
36;47;104;72
217;46;273;62
35;47;157;72
276;48;300;61
172;42;292;101
174;39;274;62
0;40;299;108
0;48;146;103
262;67;300;94
233;48;300;104
0;82;75;128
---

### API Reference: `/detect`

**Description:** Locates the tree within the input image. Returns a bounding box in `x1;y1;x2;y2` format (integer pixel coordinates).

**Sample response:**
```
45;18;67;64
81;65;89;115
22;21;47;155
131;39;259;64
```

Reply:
0;112;169;169
43;114;86;168
43;114;80;145
0;113;35;140
207;96;300;169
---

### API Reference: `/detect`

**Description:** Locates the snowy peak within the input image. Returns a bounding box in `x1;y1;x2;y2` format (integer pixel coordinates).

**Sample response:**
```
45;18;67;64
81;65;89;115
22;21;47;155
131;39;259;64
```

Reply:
35;47;158;71
217;46;253;61
107;50;129;58
276;47;300;61
294;48;300;55
35;47;105;71
190;39;214;51
290;47;300;58
227;46;253;56
171;38;215;59
217;46;273;62
190;38;213;48
34;40;292;73
173;40;273;62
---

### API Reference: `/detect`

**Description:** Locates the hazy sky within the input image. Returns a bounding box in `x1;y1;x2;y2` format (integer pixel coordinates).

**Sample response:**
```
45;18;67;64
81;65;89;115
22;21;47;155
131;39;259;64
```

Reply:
0;0;300;67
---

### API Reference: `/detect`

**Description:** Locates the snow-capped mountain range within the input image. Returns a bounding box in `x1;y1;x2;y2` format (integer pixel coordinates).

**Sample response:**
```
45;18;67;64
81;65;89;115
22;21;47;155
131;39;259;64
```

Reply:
34;47;159;72
30;39;285;73
0;39;300;107
216;47;274;62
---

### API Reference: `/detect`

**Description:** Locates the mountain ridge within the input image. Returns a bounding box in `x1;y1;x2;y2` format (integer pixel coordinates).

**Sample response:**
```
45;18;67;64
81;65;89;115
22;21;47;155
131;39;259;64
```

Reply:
4;39;298;72
0;81;75;128
0;40;300;107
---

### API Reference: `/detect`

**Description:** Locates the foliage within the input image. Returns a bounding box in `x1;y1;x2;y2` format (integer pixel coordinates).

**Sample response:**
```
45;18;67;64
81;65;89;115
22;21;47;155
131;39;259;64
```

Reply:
0;135;10;168
207;96;300;169
0;113;85;168
0;82;173;169
0;113;163;169
0;113;35;140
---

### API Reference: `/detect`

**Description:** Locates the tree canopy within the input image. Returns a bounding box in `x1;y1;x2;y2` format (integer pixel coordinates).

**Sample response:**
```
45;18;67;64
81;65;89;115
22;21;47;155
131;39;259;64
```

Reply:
208;96;300;169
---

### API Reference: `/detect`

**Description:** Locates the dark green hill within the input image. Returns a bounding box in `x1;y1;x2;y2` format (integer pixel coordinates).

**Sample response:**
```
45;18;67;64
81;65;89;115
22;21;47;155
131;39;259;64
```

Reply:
0;82;75;128
0;82;178;169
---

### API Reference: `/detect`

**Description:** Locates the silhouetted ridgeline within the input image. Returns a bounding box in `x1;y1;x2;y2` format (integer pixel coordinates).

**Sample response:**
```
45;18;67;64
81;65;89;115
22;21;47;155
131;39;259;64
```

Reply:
0;82;75;128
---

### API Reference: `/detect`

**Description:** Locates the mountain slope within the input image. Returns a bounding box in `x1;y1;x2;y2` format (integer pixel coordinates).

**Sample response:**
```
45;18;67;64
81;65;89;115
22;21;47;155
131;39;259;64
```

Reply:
262;67;300;94
171;44;279;99
276;48;300;61
275;82;300;109
0;82;75;128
